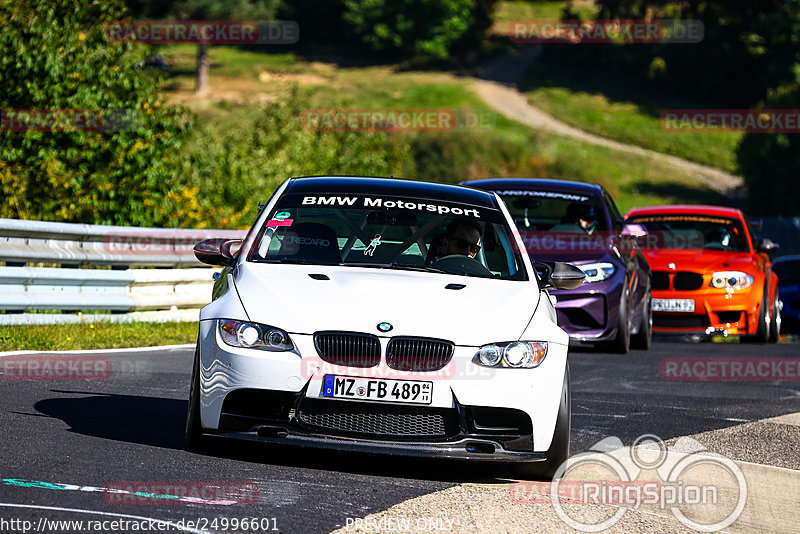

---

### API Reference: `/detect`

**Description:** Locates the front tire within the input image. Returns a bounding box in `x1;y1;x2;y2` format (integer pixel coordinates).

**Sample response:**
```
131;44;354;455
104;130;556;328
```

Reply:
185;343;207;449
744;288;770;343
608;287;631;354
511;365;571;480
630;288;652;350
769;290;781;343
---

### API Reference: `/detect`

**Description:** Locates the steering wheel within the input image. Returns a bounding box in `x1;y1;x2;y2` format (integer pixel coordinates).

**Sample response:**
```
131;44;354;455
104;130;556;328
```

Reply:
430;254;494;277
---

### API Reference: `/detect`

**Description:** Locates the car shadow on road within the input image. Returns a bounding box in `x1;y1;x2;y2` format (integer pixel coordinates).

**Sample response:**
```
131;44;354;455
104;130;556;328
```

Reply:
33;390;517;484
35;390;187;450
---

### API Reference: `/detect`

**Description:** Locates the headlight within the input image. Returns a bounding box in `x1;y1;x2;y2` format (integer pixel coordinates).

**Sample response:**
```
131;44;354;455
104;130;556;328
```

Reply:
578;262;615;283
710;271;754;291
473;342;548;368
218;320;294;351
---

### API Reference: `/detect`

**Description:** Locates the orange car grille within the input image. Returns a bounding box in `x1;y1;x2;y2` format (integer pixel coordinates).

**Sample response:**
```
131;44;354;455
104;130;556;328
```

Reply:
652;271;704;291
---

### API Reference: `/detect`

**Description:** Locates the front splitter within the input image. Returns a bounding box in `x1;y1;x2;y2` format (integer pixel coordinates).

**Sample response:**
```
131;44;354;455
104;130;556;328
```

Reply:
205;429;547;463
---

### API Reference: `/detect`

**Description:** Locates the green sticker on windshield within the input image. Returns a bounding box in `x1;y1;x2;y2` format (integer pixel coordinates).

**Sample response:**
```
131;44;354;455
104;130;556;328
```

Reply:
274;211;291;220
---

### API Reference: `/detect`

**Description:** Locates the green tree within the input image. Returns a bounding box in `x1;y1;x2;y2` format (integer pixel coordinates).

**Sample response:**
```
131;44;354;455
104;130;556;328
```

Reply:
342;0;497;60
0;0;196;226
127;0;282;93
737;84;800;216
592;0;800;106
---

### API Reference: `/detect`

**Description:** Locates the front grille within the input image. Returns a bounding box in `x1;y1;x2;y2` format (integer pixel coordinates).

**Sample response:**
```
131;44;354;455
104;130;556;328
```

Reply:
716;311;742;323
386;337;454;371
559;308;602;330
673;272;704;291
314;332;380;367
654;314;709;329
297;398;458;438
652;271;670;291
219;389;298;431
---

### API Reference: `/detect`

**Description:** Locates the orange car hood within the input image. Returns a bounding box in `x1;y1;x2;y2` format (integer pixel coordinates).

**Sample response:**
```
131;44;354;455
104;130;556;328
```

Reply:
642;249;761;272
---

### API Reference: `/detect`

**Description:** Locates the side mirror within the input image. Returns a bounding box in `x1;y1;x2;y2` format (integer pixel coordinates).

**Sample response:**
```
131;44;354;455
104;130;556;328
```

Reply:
535;261;586;290
621;223;648;238
194;238;242;267
758;238;780;253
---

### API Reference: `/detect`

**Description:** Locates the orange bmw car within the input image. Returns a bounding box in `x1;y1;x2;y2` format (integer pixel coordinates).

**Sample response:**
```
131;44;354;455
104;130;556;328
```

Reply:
624;205;780;342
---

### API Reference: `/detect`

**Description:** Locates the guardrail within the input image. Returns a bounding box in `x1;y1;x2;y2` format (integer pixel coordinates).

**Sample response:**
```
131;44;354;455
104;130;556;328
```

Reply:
0;218;247;325
0;217;244;266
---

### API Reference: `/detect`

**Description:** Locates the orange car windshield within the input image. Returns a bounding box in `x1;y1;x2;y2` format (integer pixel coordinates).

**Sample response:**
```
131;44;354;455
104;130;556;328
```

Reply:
628;215;749;252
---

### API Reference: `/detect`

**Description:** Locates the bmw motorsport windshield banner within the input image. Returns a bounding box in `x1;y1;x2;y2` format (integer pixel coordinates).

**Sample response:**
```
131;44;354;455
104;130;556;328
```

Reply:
272;194;501;221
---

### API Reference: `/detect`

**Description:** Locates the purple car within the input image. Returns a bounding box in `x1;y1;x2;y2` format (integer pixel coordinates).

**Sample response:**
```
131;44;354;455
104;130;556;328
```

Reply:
463;179;652;353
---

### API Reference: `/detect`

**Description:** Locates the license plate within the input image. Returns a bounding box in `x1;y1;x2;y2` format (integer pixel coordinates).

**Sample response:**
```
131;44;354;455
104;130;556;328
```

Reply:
652;298;695;313
322;375;432;405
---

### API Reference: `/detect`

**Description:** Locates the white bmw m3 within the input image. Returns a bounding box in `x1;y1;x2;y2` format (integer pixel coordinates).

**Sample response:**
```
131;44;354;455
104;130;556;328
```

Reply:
187;176;584;478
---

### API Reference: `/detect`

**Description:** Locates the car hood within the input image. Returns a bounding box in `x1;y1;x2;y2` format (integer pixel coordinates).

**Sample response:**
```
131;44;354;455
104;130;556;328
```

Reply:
233;263;540;346
642;249;760;272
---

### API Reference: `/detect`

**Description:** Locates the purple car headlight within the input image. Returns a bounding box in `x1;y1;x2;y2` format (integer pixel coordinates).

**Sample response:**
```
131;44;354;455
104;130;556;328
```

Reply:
579;262;615;283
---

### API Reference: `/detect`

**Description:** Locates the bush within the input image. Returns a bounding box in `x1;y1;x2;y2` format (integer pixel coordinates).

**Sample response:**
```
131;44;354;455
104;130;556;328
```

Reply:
185;89;413;228
342;0;496;60
0;0;195;226
408;130;547;183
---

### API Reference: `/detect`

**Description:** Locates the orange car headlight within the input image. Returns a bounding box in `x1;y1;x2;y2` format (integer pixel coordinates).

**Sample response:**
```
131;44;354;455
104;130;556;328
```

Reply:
710;271;754;291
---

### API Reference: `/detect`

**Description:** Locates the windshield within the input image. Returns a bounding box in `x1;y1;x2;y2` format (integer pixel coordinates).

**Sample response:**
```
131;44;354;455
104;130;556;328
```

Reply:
627;214;750;252
497;190;609;234
248;193;528;280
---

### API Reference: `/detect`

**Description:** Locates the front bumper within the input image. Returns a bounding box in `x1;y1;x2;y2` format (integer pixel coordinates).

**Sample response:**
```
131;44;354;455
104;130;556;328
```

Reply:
652;286;762;335
551;271;623;342
196;319;569;455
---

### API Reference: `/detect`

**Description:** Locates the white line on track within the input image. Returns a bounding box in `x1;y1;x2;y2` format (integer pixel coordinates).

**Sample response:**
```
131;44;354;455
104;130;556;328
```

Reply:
0;344;194;357
0;503;210;534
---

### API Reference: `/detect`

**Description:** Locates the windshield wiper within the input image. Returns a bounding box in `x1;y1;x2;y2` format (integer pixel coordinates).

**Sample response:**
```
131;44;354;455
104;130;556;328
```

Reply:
259;258;337;265
338;261;449;274
389;262;449;274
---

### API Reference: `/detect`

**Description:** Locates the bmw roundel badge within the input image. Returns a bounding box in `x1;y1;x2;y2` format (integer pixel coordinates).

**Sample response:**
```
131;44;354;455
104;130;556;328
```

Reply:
377;322;393;332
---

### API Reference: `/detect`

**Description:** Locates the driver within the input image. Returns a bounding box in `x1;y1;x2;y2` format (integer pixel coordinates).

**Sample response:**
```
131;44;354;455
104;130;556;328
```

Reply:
553;202;598;234
440;220;483;259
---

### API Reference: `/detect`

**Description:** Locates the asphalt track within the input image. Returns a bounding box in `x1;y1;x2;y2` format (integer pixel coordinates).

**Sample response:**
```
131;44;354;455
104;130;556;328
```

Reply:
1;338;798;533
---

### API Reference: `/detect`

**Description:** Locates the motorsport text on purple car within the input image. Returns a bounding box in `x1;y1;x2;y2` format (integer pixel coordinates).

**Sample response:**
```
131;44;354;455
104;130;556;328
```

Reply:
463;179;652;353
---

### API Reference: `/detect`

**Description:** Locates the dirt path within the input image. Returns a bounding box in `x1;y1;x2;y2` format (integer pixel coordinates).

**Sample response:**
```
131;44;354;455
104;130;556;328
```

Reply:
470;47;744;194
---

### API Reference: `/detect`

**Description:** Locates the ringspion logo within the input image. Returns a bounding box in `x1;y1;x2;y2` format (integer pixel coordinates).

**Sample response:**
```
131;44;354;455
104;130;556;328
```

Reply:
511;434;747;532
